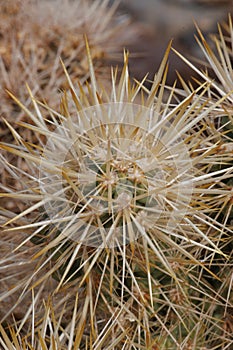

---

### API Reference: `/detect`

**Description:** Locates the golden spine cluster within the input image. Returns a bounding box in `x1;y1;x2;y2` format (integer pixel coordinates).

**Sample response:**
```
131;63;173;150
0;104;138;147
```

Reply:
0;1;232;349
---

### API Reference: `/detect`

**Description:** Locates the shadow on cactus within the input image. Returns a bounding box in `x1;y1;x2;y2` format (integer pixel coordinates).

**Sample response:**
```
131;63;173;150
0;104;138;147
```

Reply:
0;39;232;349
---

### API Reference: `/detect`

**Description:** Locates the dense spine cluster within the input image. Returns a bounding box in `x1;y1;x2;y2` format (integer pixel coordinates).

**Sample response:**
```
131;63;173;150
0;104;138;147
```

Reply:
0;3;232;350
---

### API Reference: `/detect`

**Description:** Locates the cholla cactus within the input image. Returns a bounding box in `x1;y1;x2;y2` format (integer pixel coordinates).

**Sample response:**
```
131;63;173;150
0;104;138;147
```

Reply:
0;38;233;349
173;16;233;347
0;0;139;123
173;14;233;245
0;0;141;218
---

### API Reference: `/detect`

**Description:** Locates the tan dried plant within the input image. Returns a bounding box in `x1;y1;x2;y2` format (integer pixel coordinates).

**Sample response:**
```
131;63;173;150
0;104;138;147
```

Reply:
0;0;139;126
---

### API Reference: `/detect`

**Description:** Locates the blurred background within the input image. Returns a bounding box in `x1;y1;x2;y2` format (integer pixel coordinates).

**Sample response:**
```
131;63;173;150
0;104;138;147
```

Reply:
117;0;233;84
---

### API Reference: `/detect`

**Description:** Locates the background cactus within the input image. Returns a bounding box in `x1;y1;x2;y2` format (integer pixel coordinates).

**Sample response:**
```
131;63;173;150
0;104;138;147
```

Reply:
0;0;139;121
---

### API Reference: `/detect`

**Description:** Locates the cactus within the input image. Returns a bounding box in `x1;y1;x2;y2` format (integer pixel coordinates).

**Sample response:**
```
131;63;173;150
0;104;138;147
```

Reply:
0;0;138;120
0;7;233;350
